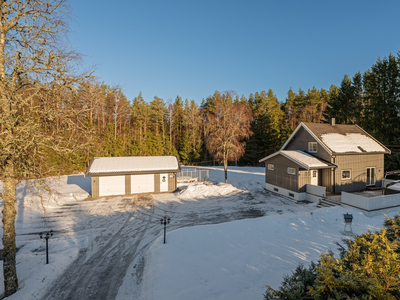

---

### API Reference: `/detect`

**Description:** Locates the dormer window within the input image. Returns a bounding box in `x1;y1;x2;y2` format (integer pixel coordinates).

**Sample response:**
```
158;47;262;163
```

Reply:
308;142;317;153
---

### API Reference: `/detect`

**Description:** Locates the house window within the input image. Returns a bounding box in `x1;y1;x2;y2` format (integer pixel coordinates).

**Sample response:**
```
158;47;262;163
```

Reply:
287;167;296;175
308;142;317;153
342;170;351;180
268;164;274;171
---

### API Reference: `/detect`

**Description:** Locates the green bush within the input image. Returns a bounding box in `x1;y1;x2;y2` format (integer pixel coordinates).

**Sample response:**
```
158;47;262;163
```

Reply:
265;215;400;300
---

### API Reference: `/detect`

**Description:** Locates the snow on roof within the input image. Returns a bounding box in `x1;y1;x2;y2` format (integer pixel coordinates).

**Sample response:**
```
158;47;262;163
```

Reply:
320;133;386;153
281;150;331;169
86;156;180;176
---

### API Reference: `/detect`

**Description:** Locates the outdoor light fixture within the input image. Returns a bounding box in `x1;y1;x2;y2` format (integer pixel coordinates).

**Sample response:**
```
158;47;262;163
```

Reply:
161;216;171;244
343;213;353;235
39;230;53;264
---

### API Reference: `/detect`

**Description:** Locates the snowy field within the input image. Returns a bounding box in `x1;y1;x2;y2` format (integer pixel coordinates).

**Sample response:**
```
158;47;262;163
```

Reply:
0;166;399;300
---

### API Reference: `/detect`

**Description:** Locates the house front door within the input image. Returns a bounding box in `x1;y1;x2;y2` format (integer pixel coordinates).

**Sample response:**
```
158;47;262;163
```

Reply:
366;167;376;186
311;170;318;186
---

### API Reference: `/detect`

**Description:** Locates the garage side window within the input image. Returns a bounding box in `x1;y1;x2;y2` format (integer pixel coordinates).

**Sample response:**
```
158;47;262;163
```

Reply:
342;170;351;180
308;142;317;153
268;164;274;171
287;167;296;175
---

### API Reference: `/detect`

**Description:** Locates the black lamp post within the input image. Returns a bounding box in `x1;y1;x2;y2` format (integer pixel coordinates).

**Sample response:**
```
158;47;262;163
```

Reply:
160;216;170;244
40;230;53;264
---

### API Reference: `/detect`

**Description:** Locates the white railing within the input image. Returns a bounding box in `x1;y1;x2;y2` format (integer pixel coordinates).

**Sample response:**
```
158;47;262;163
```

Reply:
177;168;209;183
342;191;400;211
306;184;326;202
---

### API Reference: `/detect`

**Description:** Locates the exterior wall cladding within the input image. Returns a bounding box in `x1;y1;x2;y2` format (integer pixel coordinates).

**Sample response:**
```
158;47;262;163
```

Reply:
90;173;177;198
333;154;384;193
284;127;331;161
266;155;301;192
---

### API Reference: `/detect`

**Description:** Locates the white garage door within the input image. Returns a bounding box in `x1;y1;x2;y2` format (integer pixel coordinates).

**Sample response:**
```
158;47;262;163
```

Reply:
160;173;168;192
131;174;155;194
99;176;125;197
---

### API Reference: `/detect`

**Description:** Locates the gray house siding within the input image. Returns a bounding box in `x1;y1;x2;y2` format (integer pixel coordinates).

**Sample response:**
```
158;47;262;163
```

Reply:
333;154;384;193
265;155;300;192
91;176;99;198
154;174;161;193
298;170;310;193
284;127;331;161
125;175;131;195
321;169;332;193
168;173;177;192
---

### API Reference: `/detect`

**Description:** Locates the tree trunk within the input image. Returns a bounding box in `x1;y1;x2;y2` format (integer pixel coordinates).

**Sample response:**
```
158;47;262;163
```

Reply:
224;157;228;184
2;164;18;296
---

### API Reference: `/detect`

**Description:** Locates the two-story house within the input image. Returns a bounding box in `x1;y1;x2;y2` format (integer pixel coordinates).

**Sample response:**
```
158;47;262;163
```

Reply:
259;119;391;200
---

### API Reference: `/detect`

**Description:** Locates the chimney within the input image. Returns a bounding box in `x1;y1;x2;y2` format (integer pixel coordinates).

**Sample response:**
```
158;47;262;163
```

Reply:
329;118;335;126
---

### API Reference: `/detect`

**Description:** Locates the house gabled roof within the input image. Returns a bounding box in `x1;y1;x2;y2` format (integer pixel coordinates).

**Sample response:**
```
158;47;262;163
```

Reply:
259;150;336;170
281;122;391;155
85;156;181;176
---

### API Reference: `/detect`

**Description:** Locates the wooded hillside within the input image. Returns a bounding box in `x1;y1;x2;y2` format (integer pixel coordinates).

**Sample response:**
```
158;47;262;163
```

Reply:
10;53;400;173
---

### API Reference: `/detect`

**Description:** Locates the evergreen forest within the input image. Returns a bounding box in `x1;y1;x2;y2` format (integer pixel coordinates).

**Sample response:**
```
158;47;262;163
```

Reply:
37;53;400;174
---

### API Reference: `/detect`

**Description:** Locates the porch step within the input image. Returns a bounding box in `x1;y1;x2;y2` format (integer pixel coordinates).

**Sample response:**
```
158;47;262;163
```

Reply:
317;198;342;208
366;186;382;191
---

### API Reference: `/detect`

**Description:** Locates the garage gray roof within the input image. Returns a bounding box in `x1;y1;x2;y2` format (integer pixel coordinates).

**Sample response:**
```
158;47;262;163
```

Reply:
86;156;181;176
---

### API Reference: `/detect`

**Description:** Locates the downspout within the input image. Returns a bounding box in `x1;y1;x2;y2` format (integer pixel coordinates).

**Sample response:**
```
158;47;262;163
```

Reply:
332;156;336;193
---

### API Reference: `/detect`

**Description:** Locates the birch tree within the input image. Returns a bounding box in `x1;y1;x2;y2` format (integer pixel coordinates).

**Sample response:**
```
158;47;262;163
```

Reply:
0;1;91;296
205;92;253;183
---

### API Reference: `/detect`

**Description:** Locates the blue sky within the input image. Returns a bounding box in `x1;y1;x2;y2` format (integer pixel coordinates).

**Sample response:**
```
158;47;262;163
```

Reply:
69;0;400;104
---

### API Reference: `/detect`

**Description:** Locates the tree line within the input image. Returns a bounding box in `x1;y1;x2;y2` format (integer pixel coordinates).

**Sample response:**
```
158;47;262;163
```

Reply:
66;53;400;172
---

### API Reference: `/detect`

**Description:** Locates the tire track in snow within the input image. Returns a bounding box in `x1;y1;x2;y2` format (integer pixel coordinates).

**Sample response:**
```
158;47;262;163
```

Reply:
41;204;160;300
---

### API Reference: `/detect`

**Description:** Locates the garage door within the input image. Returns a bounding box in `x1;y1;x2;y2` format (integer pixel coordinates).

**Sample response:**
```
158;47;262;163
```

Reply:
99;176;125;197
131;174;155;194
160;173;169;192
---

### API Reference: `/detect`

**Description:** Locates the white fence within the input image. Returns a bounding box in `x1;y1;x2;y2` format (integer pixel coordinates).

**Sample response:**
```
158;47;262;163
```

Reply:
342;191;400;211
177;168;209;183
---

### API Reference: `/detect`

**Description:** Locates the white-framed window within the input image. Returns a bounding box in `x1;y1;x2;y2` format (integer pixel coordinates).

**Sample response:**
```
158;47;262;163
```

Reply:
308;142;317;153
287;167;296;175
342;170;351;180
268;164;274;171
312;170;317;178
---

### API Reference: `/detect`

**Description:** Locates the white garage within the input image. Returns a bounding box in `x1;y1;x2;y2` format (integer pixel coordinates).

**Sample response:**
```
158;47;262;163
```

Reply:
86;156;181;198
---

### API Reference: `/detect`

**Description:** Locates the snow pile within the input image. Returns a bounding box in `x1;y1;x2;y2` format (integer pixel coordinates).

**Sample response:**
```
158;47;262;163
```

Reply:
321;133;386;153
145;206;394;300
178;182;241;199
21;175;90;211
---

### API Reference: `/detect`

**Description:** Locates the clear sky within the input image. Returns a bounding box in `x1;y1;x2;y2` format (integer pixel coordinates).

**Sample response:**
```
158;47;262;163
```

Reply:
69;0;400;104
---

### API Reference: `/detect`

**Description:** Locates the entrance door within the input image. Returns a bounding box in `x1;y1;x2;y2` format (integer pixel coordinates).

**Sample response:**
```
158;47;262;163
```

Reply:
311;170;318;186
366;167;376;186
160;173;169;192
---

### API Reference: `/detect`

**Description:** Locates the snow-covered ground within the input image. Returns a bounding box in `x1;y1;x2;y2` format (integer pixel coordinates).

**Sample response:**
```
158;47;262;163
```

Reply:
0;166;398;300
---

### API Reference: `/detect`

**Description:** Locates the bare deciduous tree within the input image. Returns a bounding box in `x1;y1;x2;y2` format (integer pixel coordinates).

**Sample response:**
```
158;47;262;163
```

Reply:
0;1;92;296
205;92;253;183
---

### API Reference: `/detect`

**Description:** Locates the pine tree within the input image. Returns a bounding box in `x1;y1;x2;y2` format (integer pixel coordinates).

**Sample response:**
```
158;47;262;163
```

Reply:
241;90;284;165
